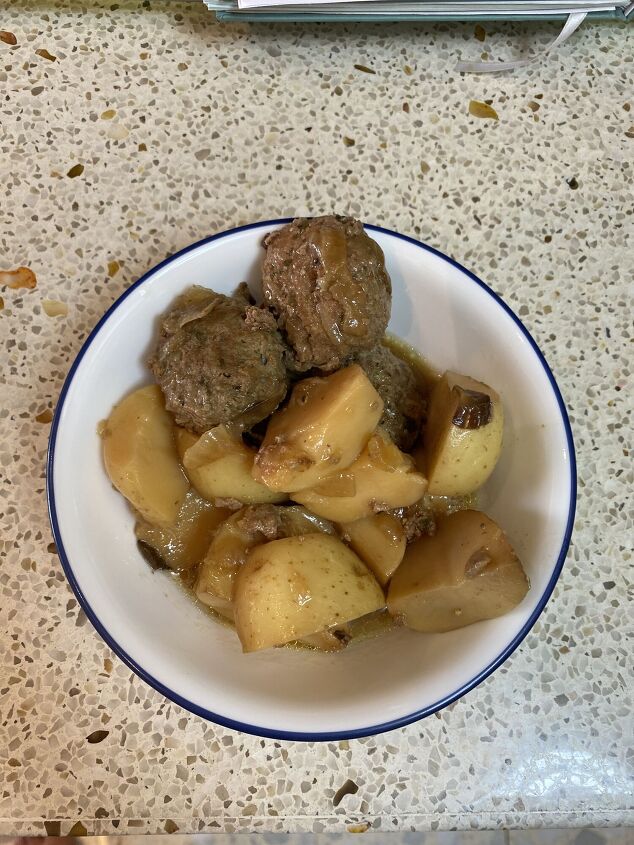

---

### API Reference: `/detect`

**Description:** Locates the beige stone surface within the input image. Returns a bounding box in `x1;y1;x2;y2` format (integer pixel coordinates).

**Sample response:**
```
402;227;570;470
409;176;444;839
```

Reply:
0;1;631;836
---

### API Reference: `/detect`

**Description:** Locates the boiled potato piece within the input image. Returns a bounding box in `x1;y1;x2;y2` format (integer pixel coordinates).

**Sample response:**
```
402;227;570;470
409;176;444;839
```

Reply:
235;533;385;652
387;509;529;633
183;426;286;505
135;489;230;571
340;512;406;587
195;504;334;618
175;426;197;462
417;371;503;496
102;385;188;525
293;429;427;522
253;364;383;492
195;510;256;619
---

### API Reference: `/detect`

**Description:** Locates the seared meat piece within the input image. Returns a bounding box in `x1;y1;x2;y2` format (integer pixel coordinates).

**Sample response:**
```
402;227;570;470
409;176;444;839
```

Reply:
355;345;426;452
392;499;436;543
235;504;283;541
150;286;289;433
262;216;392;372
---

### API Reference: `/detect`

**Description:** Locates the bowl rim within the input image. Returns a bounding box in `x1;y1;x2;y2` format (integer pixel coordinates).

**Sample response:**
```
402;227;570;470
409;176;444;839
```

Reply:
46;218;577;741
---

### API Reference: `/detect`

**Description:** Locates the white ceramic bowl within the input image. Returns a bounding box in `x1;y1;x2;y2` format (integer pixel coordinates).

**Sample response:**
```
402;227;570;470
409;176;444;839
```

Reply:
47;221;576;740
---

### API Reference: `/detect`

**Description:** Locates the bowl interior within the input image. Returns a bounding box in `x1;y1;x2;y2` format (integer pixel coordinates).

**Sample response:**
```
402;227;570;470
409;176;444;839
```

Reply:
50;223;574;738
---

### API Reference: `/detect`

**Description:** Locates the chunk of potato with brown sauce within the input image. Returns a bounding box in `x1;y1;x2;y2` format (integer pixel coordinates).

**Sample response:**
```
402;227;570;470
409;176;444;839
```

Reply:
387;509;529;632
195;505;334;620
416;372;503;496
102;385;188;526
292;429;427;522
234;533;385;652
181;425;286;505
340;512;406;587
252;365;383;493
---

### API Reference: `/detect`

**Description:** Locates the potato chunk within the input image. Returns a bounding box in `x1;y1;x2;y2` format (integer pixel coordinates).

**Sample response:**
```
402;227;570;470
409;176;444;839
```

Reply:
417;371;503;496
195;510;256;619
174;426;197;461
340;512;406;587
387;509;529;633
102;385;188;525
182;426;286;505
234;533;385;652
292;429;427;522
195;504;334;619
252;364;383;492
135;490;230;571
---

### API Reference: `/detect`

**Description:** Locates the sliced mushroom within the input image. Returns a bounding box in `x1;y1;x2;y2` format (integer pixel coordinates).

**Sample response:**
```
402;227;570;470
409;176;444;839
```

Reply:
451;386;492;429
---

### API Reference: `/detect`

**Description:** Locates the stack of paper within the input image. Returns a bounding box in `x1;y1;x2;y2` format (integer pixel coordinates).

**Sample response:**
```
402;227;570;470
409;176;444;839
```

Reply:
204;0;633;20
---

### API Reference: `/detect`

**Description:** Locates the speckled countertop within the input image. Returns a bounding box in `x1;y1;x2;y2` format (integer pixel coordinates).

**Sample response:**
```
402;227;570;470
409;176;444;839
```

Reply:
0;0;632;837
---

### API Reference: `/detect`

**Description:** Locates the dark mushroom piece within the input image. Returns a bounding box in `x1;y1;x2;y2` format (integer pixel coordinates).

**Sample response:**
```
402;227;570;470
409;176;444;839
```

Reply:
451;386;492;429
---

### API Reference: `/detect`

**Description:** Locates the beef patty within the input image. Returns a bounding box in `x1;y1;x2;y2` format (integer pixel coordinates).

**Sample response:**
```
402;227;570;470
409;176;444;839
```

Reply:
262;216;392;372
355;344;426;451
150;285;289;433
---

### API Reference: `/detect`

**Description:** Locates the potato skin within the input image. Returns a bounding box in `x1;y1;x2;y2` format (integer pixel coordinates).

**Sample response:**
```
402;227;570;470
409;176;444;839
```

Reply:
102;385;188;526
418;372;503;496
234;533;385;652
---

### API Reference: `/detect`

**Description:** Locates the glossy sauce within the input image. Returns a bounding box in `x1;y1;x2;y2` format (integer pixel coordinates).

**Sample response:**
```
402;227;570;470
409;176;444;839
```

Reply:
383;332;441;394
310;226;369;341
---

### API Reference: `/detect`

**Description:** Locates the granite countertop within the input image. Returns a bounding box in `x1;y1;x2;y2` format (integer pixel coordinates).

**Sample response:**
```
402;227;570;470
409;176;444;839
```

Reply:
1;0;632;837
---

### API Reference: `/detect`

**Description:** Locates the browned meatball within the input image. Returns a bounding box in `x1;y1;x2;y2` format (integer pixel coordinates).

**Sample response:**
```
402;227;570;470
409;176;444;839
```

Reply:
355;345;426;452
149;286;289;433
262;216;392;371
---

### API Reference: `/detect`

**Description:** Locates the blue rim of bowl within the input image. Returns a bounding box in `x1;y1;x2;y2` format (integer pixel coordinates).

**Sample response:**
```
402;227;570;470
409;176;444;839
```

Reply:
47;219;577;742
